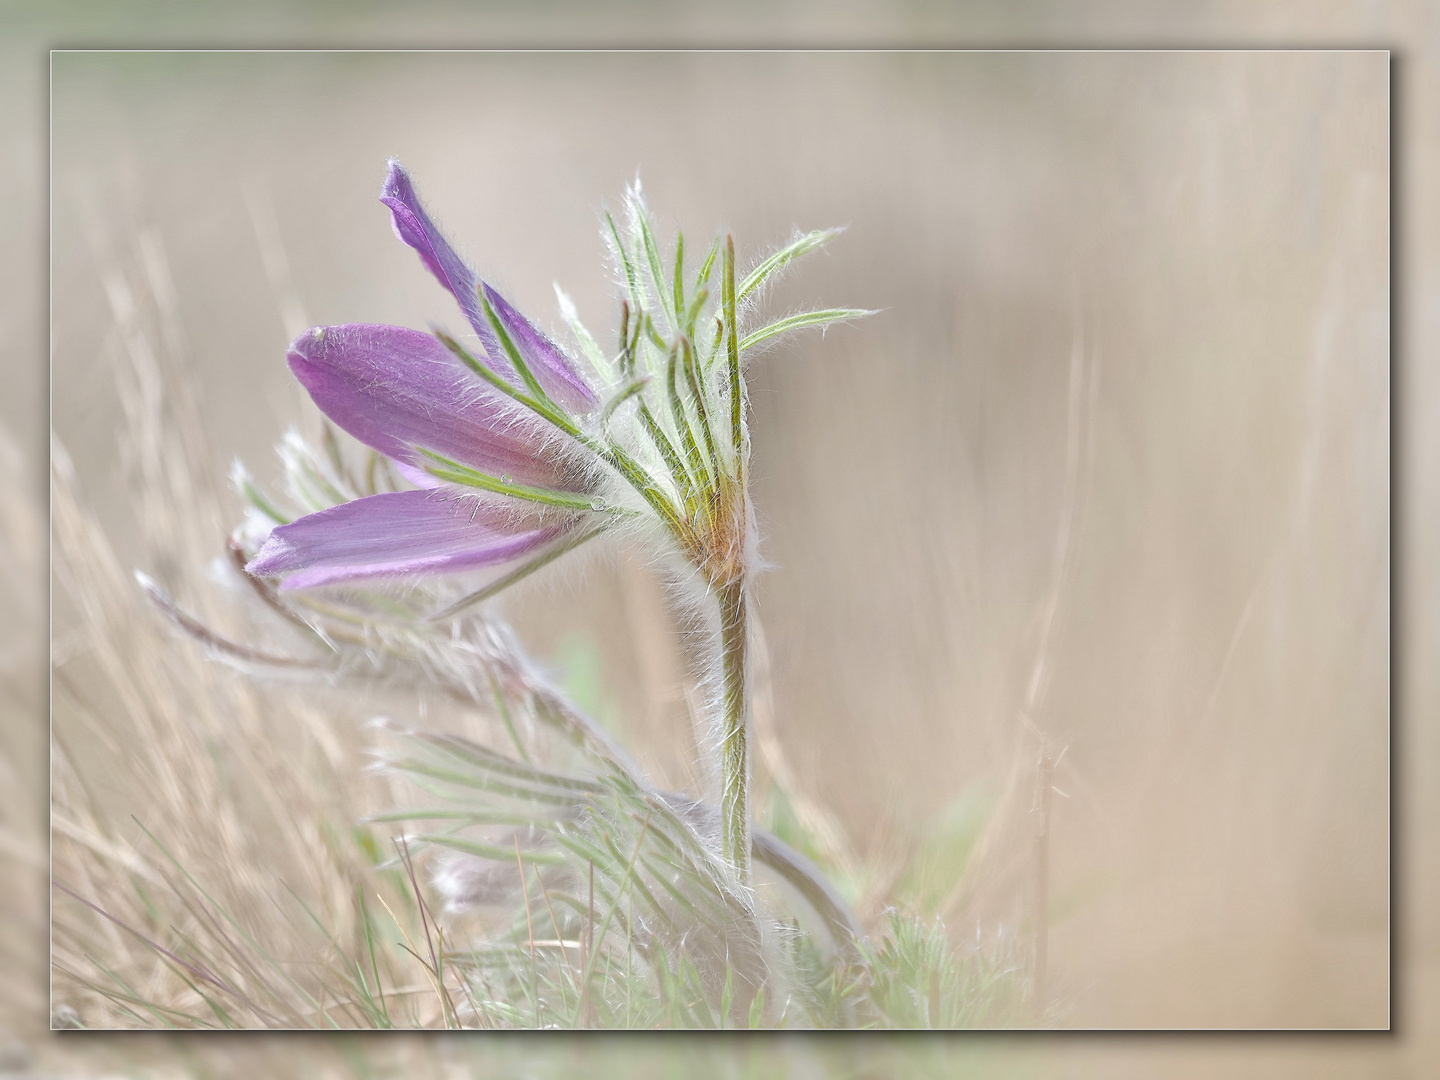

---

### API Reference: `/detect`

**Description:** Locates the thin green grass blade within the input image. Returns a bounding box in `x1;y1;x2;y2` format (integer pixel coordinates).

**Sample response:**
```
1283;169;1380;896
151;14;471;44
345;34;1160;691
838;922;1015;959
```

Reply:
124;826;324;1016
635;852;727;923
672;232;685;323
554;283;612;381
694;237;719;295
478;288;559;409
432;329;575;437
632;197;674;328
364;808;554;827
680;336;720;472
412;447;598;511
641;312;669;353
739;308;872;352
666;343;710;489
426;523;608;623
570;813;651;1026
683;287;709;339
604;211;640;302
549;833;677;935
748;987;767;1028
359;886;391;1027
488;665;529;762
386;758;583;806
701;316;725;376
723;237;742;462
679;954;717;1029
234;466;292;524
72;959;194;1029
718;964;734;1027
600;377;651;433
737;228;843;303
635;399;694;498
409;734;609;795
413;834;565;866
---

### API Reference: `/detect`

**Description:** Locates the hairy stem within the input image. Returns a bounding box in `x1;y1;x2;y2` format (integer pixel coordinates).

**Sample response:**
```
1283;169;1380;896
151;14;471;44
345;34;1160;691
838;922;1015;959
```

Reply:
718;575;751;884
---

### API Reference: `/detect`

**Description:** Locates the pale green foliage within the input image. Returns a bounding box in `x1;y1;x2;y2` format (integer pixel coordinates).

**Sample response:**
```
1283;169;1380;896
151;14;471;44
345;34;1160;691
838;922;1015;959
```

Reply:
590;188;870;504
857;914;1029;1029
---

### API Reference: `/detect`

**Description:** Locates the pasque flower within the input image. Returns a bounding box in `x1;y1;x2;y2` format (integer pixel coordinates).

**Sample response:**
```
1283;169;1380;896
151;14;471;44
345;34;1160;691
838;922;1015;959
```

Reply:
246;160;866;880
247;164;605;590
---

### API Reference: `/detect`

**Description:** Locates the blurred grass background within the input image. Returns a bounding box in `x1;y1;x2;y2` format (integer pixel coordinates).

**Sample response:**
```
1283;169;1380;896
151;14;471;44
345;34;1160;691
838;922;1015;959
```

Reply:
3;0;1436;1076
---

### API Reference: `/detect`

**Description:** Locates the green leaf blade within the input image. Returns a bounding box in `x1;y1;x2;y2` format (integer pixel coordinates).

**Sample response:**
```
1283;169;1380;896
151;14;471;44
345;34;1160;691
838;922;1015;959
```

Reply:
739;308;873;353
737;228;844;303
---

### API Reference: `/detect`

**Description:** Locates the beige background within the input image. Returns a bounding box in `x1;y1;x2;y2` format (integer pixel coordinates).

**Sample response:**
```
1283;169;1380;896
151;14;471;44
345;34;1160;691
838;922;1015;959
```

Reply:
3;0;1434;1074
49;49;1387;1029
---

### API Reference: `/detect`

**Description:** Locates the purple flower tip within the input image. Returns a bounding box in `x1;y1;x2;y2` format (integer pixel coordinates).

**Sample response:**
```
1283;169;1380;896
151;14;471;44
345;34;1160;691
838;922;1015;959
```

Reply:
378;162;597;414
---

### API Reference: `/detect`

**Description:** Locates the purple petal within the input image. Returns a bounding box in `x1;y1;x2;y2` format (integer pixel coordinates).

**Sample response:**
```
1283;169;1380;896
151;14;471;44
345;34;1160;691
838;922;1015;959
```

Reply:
481;283;598;413
247;488;571;590
380;161;499;357
381;161;597;413
287;323;571;488
392;459;442;489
